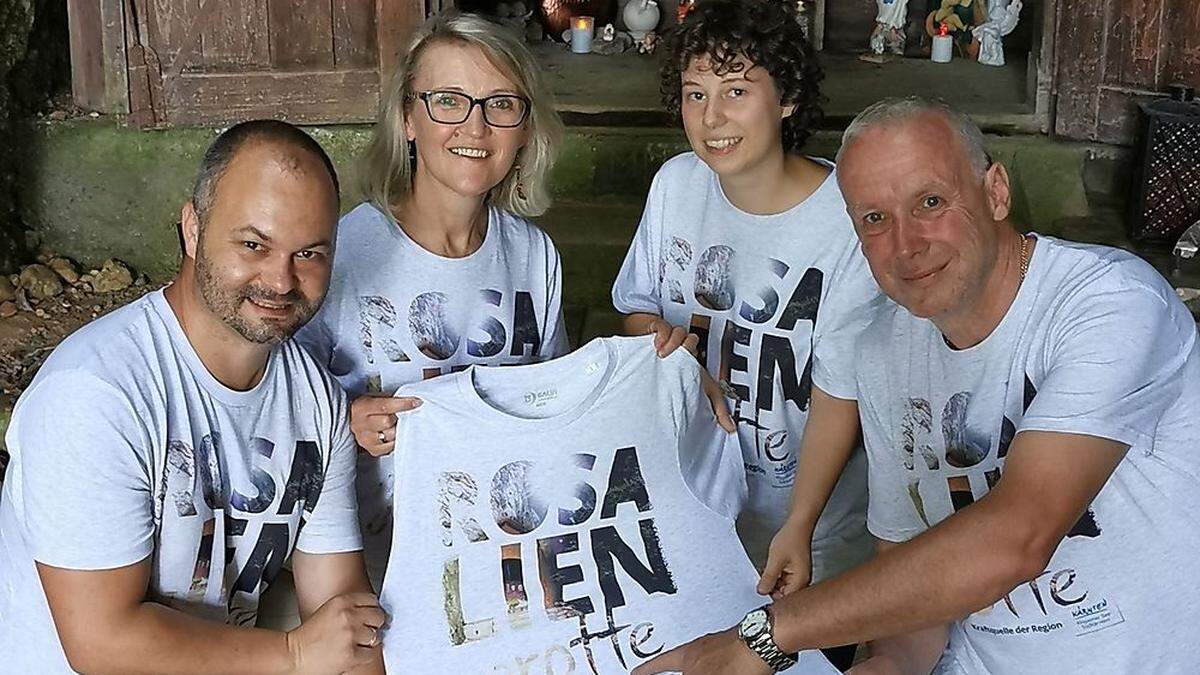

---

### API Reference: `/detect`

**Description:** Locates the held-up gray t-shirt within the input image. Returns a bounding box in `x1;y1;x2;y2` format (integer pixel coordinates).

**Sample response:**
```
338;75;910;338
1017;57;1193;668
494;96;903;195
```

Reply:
612;152;884;579
296;202;570;584
0;290;361;673
857;236;1200;673
378;335;837;674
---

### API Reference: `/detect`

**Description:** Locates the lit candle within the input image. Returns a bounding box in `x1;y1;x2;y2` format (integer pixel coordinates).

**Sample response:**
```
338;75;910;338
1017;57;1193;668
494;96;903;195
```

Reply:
931;22;953;63
571;16;594;54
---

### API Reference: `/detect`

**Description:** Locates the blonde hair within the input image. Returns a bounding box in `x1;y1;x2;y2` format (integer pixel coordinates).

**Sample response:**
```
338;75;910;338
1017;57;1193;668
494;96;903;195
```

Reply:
359;13;563;218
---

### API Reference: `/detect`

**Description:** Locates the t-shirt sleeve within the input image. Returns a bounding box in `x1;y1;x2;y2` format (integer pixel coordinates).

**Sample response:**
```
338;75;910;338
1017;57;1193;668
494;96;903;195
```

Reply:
296;384;363;555
612;172;667;316
1018;276;1196;449
540;234;571;357
812;244;884;401
855;343;926;543
17;371;156;570
670;353;748;521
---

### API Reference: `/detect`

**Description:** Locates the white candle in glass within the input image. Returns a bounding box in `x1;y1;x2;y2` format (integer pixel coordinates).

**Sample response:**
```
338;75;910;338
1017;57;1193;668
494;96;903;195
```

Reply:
571;16;595;54
931;23;953;63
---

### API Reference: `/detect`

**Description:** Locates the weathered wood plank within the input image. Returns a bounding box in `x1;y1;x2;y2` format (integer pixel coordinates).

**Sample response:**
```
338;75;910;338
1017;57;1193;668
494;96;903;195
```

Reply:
161;69;380;126
1106;0;1163;88
68;0;129;113
334;0;378;69
1163;0;1200;87
1054;0;1109;140
1030;0;1057;130
269;0;335;69
377;0;426;85
124;0;165;126
200;0;270;69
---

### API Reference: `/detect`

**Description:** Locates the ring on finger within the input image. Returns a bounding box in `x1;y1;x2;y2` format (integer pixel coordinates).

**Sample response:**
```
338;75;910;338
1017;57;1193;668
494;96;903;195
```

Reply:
368;625;381;647
377;430;387;444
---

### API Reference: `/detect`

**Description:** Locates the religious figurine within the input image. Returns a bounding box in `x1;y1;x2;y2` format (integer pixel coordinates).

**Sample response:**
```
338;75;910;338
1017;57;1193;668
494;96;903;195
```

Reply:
868;0;909;57
972;0;1022;66
677;0;695;23
925;0;987;60
637;30;660;54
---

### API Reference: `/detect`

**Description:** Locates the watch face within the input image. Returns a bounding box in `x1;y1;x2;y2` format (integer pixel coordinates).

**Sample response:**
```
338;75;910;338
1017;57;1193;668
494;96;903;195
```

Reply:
742;608;769;636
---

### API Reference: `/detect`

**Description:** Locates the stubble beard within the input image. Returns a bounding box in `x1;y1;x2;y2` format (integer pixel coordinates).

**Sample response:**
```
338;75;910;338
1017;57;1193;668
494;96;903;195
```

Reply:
194;248;318;345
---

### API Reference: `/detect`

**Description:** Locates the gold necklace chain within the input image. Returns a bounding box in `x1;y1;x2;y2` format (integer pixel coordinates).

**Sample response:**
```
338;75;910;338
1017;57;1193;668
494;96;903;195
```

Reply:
1018;234;1031;282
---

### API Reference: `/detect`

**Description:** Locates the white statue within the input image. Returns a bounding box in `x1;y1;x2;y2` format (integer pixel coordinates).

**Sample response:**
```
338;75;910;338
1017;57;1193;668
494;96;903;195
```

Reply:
870;0;910;56
973;0;1022;66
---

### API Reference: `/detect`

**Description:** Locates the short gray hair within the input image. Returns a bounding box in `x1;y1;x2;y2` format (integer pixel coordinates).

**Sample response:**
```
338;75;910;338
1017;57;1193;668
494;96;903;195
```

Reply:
836;97;991;178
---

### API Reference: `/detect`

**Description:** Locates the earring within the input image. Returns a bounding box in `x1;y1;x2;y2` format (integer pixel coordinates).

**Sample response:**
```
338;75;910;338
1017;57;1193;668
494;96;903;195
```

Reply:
514;163;527;200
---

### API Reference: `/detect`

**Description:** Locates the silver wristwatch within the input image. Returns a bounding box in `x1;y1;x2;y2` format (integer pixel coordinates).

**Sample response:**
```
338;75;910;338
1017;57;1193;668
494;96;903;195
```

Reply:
738;605;798;672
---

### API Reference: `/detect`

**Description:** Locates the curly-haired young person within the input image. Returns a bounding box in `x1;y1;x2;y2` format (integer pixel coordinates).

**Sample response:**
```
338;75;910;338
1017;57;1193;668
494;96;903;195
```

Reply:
612;2;885;669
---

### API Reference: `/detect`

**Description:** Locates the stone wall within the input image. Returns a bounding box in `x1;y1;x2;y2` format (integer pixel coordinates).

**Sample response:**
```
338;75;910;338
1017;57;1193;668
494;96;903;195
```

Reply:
0;0;34;272
1;0;69;273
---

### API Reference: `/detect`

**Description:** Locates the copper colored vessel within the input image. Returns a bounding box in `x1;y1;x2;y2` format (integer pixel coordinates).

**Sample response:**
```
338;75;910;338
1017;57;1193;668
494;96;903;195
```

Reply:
540;0;618;39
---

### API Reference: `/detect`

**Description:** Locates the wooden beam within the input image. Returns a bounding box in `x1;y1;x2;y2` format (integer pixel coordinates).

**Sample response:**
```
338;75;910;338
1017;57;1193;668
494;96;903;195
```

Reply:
162;69;380;127
377;0;425;88
68;0;130;113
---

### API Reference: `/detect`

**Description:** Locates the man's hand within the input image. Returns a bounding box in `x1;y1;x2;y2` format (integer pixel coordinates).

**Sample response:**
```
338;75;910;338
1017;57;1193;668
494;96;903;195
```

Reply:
350;394;422;456
286;592;386;675
758;518;814;599
632;627;771;675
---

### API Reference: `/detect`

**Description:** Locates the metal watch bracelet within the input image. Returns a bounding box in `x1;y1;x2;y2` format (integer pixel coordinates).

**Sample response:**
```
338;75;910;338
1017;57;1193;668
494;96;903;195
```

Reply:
742;605;798;672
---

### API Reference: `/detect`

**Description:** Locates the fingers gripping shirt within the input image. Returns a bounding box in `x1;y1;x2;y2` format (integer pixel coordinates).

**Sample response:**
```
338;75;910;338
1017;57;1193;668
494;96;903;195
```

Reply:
0;290;361;672
856;236;1200;674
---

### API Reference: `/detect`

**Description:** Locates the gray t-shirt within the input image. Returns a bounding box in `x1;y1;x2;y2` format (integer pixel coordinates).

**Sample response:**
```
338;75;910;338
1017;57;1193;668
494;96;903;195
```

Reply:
296;202;570;584
612;152;883;579
857;236;1200;673
0;290;361;672
378;335;837;674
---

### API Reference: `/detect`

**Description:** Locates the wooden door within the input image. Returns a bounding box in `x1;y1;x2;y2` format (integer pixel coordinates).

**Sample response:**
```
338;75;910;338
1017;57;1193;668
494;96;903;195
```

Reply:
70;0;427;128
1054;0;1200;143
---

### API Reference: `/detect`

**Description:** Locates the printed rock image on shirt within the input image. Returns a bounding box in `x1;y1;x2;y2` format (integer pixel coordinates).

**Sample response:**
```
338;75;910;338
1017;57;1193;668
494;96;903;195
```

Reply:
668;240;823;486
889;376;1119;643
438;447;678;668
158;433;326;625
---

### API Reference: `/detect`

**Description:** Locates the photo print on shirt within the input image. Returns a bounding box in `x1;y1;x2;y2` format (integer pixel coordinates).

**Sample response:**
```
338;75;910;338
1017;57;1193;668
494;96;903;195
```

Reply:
159;433;324;625
353;289;545;389
664;237;824;477
897;374;1116;638
437;445;678;671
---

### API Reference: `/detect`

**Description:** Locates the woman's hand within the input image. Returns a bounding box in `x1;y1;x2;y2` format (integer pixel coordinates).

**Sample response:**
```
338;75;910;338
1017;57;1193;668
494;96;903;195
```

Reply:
646;316;699;358
641;317;735;433
350;394;422;456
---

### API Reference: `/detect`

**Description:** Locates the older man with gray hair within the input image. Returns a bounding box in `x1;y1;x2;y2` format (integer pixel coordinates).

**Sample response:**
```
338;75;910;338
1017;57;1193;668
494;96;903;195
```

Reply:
636;97;1200;674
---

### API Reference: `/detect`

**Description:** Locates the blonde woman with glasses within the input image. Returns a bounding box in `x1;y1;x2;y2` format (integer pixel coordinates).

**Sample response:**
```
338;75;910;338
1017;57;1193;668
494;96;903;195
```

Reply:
296;12;569;588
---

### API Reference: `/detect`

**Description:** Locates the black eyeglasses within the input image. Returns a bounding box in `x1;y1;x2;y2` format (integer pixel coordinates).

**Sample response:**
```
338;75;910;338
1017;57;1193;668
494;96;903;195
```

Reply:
416;90;531;128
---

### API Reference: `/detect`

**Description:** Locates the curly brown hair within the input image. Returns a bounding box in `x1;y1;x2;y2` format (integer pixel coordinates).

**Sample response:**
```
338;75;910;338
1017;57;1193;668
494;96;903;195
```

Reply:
661;0;824;154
